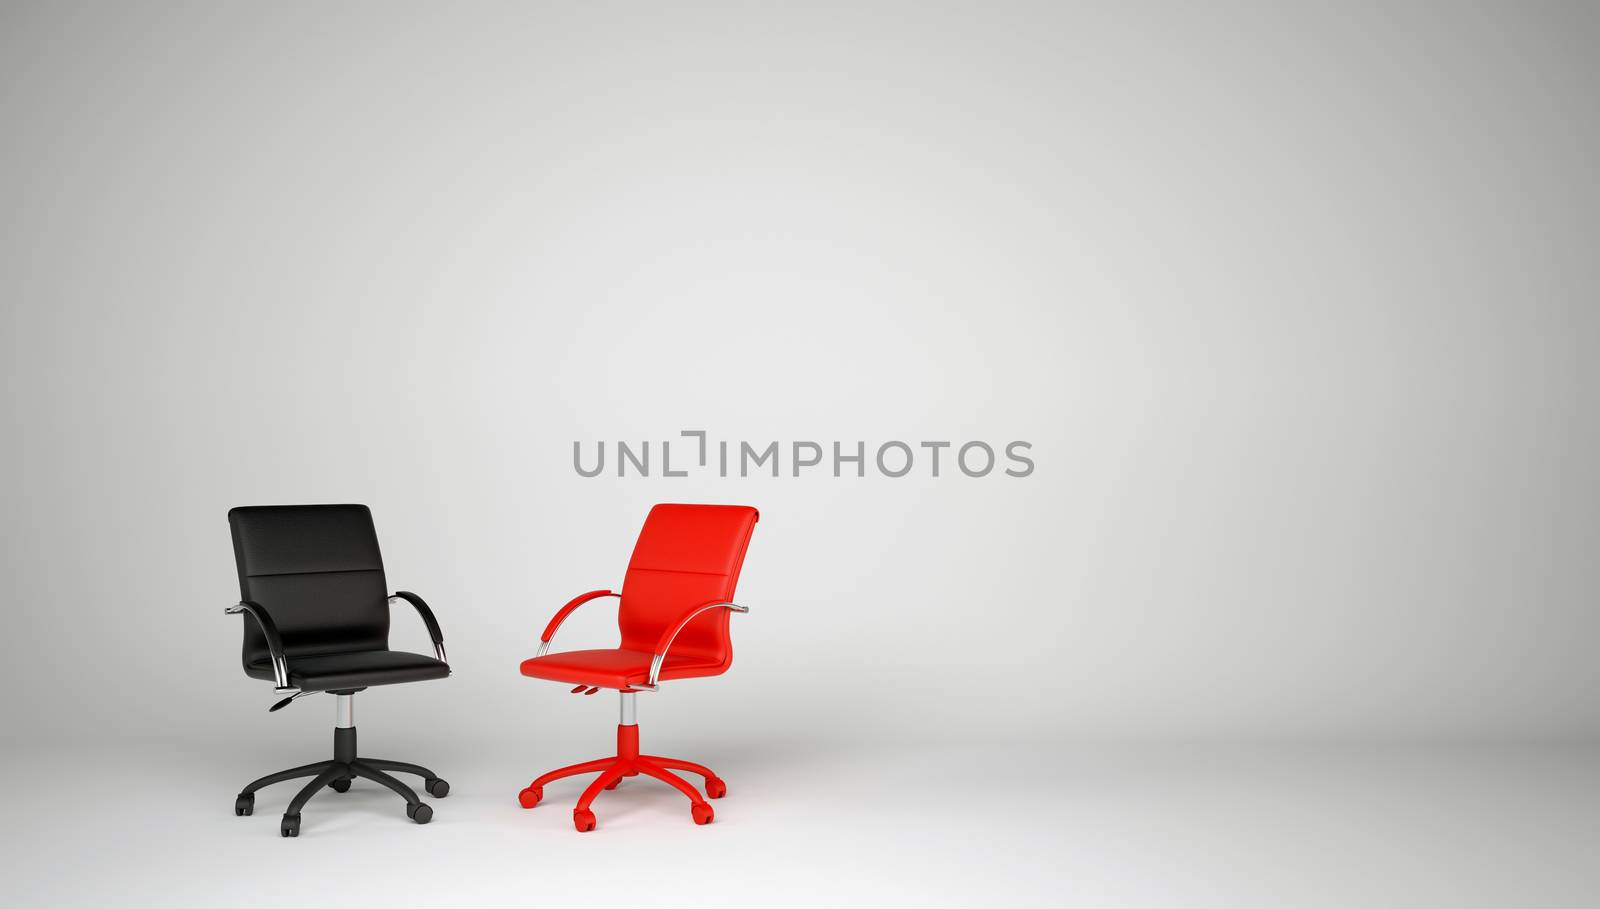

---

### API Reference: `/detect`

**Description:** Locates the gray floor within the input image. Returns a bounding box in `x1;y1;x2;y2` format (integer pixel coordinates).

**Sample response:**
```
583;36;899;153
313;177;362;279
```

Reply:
5;741;1598;907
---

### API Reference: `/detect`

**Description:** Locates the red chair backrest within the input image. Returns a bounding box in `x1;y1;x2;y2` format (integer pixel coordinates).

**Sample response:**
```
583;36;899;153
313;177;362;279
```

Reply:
618;504;759;667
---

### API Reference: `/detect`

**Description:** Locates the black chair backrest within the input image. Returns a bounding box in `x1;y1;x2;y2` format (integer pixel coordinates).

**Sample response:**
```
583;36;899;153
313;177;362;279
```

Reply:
229;505;391;670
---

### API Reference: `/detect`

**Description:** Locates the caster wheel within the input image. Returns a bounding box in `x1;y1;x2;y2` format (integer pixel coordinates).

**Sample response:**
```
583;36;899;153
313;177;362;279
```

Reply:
329;778;351;793
604;777;621;790
407;802;433;824
705;777;727;799
235;794;254;816
692;802;714;825
425;778;450;798
573;808;597;832
281;814;300;837
518;786;542;809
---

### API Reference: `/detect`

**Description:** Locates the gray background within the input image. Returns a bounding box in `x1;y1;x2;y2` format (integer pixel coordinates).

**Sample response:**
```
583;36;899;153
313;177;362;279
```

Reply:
2;0;1597;759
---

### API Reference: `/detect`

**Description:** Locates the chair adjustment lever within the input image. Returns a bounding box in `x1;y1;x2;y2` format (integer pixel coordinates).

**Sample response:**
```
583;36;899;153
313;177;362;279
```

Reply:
269;691;310;712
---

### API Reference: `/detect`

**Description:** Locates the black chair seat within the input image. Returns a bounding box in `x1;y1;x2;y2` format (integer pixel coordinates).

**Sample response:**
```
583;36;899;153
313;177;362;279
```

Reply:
248;650;449;692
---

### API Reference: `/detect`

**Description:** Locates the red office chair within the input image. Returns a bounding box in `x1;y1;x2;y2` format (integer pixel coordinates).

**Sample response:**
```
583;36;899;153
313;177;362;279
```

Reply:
518;503;758;831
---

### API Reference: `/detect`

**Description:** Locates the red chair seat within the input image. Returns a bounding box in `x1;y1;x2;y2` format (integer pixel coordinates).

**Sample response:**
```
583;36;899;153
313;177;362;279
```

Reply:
519;648;726;690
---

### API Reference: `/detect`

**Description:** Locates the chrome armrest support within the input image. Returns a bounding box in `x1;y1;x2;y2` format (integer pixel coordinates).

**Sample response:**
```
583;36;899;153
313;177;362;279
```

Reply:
646;601;748;688
225;601;292;692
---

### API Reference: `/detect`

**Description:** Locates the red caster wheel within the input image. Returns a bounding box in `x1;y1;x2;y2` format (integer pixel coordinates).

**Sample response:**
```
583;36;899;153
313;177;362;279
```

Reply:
573;809;597;832
691;802;714;825
604;777;621;790
518;786;542;808
704;777;726;799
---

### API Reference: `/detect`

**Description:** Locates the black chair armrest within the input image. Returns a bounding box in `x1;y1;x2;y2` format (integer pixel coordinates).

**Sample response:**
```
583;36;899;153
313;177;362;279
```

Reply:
390;591;447;664
225;600;291;691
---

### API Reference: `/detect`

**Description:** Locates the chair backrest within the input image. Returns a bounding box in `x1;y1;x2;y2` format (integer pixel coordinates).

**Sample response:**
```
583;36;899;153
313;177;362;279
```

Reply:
229;504;391;670
618;504;759;667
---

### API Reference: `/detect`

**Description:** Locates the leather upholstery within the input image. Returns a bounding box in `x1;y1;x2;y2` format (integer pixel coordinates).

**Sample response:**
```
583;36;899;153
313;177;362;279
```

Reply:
521;503;758;689
250;650;449;691
229;504;449;692
517;649;726;690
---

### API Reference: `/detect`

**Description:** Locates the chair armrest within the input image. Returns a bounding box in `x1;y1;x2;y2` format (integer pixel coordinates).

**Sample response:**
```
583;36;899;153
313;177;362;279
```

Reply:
225;601;292;692
536;589;619;657
644;601;749;689
390;591;447;664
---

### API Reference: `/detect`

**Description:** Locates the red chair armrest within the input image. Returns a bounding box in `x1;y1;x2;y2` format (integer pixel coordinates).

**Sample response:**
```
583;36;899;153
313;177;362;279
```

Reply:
644;600;749;688
539;589;619;648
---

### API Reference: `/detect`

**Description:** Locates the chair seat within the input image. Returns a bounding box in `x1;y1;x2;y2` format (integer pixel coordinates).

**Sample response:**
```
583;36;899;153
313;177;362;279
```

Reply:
519;648;726;690
247;650;450;692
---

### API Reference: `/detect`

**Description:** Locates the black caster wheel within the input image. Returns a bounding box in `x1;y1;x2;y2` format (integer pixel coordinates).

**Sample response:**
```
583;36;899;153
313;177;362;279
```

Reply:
329;778;351;793
425;778;449;798
235;793;254;816
281;814;301;837
407;802;433;824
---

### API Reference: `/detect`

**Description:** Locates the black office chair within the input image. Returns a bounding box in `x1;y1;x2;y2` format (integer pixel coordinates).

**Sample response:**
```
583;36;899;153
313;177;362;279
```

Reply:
226;504;451;837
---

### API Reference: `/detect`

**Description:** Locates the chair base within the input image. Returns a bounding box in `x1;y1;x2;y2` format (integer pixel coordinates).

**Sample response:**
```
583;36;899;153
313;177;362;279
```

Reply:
518;720;725;832
234;712;447;837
